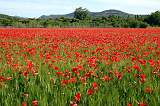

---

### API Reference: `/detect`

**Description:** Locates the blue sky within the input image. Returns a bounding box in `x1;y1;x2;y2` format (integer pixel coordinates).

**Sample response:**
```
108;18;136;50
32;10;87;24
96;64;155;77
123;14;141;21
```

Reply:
0;0;160;18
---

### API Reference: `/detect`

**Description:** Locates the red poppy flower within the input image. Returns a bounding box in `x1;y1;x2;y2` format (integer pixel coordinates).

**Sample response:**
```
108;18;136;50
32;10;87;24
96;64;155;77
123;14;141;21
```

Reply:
101;75;111;81
54;66;59;70
32;99;38;106
148;59;155;67
87;88;94;95
22;101;27;106
138;102;146;106
92;82;98;89
127;103;132;106
74;92;81;101
144;86;152;93
139;74;146;83
133;65;140;72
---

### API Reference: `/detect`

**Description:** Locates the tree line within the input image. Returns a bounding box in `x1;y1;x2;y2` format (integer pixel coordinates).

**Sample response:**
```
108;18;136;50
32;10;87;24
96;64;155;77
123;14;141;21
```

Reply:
0;7;160;28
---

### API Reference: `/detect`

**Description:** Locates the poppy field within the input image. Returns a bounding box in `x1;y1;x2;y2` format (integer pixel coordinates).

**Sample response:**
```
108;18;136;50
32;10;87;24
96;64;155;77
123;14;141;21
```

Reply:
0;28;160;106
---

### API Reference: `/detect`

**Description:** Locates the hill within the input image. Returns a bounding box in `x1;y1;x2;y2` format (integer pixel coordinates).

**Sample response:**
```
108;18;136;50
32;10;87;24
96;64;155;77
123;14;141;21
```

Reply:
39;9;135;19
0;14;25;20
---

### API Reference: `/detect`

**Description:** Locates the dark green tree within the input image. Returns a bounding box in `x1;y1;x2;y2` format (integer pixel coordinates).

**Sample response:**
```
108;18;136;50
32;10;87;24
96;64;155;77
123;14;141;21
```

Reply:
74;7;89;20
144;11;160;26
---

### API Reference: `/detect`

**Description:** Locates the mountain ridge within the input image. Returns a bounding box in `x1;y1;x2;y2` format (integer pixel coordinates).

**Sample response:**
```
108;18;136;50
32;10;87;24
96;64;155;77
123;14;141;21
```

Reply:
39;9;137;19
0;9;148;19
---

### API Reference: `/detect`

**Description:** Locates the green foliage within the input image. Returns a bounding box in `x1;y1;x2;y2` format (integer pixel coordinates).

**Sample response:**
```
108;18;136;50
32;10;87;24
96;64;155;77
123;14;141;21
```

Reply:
127;20;148;28
128;20;140;28
74;7;89;20
0;16;149;28
139;21;149;28
0;18;12;26
144;11;160;26
12;21;26;28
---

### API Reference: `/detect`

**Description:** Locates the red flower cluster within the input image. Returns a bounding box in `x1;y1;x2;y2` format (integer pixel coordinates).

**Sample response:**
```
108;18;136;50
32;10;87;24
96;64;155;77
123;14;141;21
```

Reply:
0;28;160;106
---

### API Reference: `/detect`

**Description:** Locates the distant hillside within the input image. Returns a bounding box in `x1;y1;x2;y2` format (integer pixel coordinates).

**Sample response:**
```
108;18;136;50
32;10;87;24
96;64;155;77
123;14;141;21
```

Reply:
0;14;14;19
39;9;135;19
89;9;134;17
40;13;74;19
0;9;152;28
0;9;147;19
0;14;24;20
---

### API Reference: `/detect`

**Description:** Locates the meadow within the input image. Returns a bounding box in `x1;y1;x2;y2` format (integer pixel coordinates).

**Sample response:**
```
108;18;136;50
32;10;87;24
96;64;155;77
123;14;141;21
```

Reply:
0;28;160;106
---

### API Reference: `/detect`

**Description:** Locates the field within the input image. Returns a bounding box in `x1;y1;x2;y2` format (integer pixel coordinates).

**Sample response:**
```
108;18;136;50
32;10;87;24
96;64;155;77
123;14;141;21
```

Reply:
0;28;160;106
